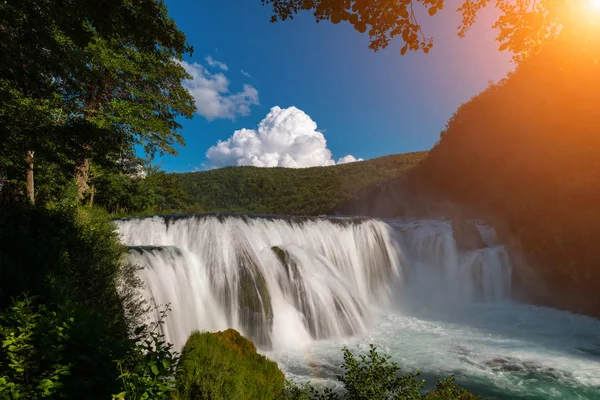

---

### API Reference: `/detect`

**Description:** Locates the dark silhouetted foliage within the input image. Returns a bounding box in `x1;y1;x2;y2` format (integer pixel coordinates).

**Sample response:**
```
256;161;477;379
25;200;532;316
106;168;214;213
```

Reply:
262;0;588;63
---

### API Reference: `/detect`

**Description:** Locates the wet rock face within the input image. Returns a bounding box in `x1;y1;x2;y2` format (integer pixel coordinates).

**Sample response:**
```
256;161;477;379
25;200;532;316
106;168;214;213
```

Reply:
452;219;487;251
237;250;273;348
271;246;316;337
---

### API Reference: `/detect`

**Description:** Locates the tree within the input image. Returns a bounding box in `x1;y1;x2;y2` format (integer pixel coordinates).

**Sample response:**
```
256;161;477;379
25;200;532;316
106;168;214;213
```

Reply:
70;33;195;199
0;0;196;203
261;0;597;62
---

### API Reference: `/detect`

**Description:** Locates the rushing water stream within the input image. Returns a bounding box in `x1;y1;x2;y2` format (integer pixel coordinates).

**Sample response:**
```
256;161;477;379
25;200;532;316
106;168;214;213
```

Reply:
116;214;600;399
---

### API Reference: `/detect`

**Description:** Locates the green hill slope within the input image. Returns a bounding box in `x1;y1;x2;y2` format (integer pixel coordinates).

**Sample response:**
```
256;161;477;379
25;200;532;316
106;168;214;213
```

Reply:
176;152;427;216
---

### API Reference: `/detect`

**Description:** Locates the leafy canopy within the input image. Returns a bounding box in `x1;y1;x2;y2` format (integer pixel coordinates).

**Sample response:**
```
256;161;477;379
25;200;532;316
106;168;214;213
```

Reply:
261;0;597;61
0;0;196;200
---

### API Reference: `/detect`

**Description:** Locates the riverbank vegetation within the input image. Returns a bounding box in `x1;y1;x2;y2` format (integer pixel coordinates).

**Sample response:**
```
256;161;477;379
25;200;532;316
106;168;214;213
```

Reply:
0;203;177;399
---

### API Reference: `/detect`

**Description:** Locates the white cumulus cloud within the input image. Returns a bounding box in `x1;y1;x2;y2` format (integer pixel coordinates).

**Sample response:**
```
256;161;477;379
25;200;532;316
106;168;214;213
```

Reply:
205;106;362;169
337;155;363;164
205;55;228;71
179;60;259;121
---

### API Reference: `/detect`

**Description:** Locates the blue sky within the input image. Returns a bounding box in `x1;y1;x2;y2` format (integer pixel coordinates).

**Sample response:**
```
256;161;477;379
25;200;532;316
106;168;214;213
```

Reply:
158;0;514;172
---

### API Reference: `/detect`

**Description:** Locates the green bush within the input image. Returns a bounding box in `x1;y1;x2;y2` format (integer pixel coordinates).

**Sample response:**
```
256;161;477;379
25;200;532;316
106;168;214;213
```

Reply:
0;295;178;400
424;376;480;400
0;203;178;399
0;204;131;397
112;307;179;400
0;203;126;311
0;296;71;399
175;329;284;400
282;345;479;400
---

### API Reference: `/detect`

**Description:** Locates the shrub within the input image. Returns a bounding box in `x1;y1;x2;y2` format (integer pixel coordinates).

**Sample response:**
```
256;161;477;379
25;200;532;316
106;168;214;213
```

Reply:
0;203;126;312
0;203;178;399
282;345;478;400
0;204;133;397
424;376;480;400
0;296;71;399
337;345;424;400
112;307;179;400
175;329;285;400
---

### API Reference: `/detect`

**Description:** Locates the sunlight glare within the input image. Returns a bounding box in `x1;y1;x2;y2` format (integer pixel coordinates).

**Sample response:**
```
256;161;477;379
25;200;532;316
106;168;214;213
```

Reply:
591;0;600;9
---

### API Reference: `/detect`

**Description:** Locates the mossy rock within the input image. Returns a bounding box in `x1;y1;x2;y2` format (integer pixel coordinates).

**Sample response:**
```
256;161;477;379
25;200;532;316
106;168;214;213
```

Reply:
271;245;289;265
237;250;273;347
271;246;301;281
175;329;285;400
271;246;322;337
209;328;257;357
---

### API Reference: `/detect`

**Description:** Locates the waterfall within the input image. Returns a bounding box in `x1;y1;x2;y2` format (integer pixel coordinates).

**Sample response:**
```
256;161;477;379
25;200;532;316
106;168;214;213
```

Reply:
391;219;511;307
116;214;512;351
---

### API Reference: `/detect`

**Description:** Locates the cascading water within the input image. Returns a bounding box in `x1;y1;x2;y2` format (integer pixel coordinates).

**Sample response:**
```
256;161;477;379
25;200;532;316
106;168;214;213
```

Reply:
391;219;512;307
118;215;403;350
116;214;600;399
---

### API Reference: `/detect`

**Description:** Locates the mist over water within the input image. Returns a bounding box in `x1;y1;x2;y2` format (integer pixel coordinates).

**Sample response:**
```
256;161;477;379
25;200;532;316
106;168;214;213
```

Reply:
116;215;600;399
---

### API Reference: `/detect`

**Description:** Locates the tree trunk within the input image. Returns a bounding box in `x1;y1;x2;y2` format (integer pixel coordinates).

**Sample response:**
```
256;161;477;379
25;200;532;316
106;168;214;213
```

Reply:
26;150;34;204
89;184;95;208
75;156;90;200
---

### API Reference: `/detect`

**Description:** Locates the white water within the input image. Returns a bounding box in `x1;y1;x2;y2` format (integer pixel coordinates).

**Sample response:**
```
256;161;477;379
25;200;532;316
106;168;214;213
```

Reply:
118;215;402;349
116;215;600;399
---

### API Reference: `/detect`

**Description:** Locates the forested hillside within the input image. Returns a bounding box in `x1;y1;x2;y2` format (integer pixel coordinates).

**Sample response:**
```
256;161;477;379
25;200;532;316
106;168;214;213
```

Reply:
411;27;600;316
176;152;427;215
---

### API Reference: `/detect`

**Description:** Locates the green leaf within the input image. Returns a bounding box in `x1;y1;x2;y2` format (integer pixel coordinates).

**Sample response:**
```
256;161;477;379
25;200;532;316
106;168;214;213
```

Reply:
151;364;159;376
